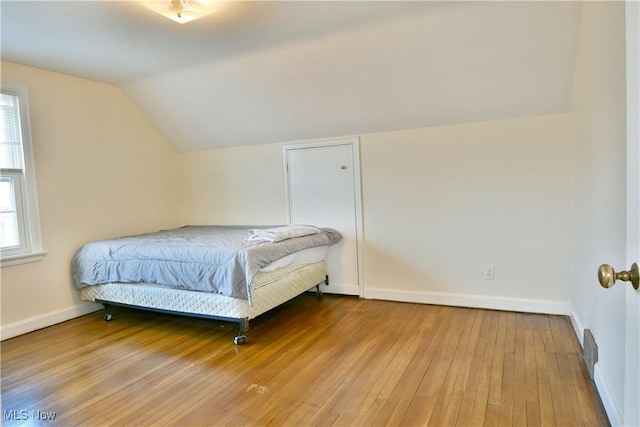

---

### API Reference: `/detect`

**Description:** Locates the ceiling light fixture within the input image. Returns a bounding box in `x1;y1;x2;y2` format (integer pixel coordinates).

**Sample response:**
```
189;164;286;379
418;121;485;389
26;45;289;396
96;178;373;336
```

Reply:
142;0;215;24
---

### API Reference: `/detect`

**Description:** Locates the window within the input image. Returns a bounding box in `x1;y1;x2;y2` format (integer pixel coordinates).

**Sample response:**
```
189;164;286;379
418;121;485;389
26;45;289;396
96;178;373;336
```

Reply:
1;84;45;267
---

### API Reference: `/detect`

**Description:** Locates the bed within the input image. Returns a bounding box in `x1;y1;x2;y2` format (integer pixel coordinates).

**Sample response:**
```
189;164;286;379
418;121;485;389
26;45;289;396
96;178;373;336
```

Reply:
72;225;342;344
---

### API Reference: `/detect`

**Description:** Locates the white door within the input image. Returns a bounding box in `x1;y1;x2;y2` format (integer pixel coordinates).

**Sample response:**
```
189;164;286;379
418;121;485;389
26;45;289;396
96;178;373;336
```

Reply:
598;6;639;424
284;138;362;296
624;3;639;425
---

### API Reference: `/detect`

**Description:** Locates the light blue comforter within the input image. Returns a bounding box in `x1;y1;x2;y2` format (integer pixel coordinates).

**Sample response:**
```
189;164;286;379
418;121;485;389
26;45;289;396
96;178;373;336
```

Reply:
72;226;342;302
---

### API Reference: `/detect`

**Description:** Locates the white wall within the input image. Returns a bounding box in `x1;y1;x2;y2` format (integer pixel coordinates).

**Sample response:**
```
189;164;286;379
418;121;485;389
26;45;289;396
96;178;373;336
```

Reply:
180;113;572;314
179;144;287;226
0;62;182;339
569;2;627;424
361;114;571;311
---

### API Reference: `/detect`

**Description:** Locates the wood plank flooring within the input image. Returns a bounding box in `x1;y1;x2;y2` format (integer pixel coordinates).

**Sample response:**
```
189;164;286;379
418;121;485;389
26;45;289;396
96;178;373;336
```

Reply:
1;295;608;426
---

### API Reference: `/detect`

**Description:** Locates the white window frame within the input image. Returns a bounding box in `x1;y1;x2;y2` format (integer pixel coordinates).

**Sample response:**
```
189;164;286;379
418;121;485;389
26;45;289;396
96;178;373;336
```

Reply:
1;83;45;267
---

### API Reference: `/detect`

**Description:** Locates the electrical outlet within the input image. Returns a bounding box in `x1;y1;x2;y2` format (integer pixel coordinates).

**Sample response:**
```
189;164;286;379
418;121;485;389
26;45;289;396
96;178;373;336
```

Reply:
484;264;495;280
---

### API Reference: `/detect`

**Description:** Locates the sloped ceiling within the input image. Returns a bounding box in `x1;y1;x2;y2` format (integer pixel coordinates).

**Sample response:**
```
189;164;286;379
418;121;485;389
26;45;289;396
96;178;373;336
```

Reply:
1;1;580;151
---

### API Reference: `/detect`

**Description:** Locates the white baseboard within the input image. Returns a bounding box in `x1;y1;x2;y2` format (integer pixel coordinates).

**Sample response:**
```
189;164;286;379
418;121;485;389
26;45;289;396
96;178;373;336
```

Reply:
363;287;571;315
1;302;102;341
569;308;620;426
321;284;359;296
594;364;623;426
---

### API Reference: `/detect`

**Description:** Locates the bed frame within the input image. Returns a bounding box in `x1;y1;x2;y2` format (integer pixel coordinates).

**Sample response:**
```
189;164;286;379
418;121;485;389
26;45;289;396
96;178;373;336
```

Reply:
80;261;328;344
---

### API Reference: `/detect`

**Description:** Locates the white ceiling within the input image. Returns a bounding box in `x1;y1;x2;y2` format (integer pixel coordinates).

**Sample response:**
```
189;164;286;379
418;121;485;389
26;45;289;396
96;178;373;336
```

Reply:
1;1;581;151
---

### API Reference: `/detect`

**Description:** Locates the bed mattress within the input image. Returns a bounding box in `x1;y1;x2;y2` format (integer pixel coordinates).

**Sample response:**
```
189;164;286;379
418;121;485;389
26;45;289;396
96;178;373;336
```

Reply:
80;261;327;321
73;226;340;303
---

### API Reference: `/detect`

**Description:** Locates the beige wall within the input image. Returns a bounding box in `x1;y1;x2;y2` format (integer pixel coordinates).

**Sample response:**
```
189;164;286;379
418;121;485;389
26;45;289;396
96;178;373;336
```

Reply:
569;2;627;423
361;114;571;304
180;113;572;309
0;62;182;334
180;144;287;225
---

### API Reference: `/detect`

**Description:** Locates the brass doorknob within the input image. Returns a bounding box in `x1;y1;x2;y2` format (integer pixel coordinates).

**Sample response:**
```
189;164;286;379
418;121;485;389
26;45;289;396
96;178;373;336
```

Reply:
598;263;639;289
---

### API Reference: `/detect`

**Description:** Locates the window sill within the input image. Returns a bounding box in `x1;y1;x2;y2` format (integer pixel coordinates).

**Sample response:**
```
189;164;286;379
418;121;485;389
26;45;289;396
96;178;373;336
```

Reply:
1;250;47;268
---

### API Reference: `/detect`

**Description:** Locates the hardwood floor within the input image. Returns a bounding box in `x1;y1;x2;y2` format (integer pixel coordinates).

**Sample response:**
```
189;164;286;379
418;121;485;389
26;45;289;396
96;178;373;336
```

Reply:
1;295;608;426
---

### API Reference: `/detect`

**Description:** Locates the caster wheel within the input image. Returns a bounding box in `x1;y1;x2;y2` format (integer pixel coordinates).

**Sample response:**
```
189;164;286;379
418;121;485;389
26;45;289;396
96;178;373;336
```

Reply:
234;335;246;345
104;313;112;321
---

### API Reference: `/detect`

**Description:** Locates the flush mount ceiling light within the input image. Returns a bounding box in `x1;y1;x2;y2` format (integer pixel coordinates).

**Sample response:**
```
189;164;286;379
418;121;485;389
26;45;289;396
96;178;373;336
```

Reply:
142;0;215;24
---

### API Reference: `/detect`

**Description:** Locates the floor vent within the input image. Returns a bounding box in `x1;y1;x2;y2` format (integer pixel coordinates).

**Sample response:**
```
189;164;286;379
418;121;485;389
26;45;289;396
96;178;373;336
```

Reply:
583;329;598;380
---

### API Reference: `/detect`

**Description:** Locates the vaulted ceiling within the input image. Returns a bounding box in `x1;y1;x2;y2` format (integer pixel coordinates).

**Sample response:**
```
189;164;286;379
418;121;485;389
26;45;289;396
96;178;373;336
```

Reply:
1;1;581;152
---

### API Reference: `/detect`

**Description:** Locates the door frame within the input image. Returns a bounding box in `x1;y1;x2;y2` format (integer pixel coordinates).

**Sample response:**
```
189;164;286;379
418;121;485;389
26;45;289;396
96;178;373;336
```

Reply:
282;136;365;297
